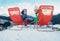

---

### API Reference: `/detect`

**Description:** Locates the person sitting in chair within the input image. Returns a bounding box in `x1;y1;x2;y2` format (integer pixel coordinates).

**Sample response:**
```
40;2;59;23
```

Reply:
21;9;34;26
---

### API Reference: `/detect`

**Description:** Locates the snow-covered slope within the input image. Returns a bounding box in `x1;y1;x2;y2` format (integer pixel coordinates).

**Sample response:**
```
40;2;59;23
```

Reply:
0;25;60;41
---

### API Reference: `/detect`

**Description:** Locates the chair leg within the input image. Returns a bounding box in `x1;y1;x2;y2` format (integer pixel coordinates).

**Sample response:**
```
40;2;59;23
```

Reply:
17;25;23;31
33;22;35;29
33;22;38;29
33;22;37;29
37;25;41;31
36;23;38;29
21;25;24;30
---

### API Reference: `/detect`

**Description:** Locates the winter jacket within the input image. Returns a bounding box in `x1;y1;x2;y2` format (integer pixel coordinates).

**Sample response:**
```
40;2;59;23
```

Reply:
34;13;38;22
21;14;27;21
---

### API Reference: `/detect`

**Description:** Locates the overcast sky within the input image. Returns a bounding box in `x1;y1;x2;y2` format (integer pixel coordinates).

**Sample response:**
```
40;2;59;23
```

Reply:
0;0;60;16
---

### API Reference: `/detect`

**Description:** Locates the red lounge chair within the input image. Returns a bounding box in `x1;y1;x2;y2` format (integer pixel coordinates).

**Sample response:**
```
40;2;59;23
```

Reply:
38;5;54;26
8;7;23;29
35;5;54;29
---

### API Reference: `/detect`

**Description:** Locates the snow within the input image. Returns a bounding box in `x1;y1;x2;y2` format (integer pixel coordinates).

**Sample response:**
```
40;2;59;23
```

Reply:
53;24;60;28
0;25;60;41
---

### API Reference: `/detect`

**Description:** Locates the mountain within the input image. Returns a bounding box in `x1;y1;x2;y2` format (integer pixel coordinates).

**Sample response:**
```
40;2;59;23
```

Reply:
51;13;60;25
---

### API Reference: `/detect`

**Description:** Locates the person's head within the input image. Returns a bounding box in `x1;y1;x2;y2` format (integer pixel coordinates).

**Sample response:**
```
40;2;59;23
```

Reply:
34;6;38;14
34;9;38;13
21;9;27;14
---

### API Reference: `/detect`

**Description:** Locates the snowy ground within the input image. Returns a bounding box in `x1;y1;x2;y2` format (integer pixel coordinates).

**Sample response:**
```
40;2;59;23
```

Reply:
0;25;60;41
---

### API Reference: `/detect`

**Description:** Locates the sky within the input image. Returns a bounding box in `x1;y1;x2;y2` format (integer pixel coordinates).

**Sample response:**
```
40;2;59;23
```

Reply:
0;0;60;16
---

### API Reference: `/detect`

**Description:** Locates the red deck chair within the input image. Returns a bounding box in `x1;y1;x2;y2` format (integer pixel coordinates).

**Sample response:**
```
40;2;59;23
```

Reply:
8;7;23;29
38;5;54;27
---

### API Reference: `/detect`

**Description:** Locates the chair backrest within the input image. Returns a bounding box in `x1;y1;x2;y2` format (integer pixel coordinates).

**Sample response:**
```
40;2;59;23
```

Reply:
38;5;54;26
8;7;23;25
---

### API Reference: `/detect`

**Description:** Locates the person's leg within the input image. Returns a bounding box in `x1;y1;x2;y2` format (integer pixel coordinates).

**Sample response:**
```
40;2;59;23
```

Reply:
28;18;34;24
23;20;27;26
